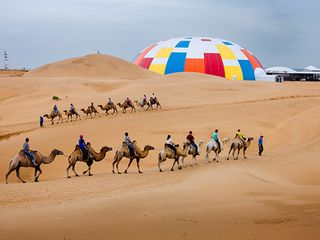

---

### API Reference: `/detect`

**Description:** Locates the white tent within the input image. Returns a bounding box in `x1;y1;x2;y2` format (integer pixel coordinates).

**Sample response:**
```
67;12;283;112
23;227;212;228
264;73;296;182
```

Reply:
304;65;320;72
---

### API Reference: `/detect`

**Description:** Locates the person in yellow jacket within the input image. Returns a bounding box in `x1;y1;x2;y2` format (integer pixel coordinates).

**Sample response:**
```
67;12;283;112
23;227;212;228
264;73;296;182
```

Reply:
235;129;246;142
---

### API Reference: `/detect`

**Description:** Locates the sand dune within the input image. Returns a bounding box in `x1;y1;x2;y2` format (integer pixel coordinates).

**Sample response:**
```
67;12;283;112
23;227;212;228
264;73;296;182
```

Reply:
27;53;157;79
1;54;320;240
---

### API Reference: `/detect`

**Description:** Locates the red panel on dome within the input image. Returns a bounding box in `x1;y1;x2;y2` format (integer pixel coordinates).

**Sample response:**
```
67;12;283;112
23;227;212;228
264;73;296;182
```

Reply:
140;58;153;69
241;49;263;69
133;44;156;65
184;58;205;73
204;53;225;77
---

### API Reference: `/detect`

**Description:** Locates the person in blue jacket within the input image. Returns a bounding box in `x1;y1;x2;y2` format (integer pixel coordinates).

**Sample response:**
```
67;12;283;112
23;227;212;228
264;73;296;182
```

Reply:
79;134;89;161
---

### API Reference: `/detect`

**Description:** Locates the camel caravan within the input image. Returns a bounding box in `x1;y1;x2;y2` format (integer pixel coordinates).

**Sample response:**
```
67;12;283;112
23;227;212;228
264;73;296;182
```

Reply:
5;129;258;184
41;94;162;125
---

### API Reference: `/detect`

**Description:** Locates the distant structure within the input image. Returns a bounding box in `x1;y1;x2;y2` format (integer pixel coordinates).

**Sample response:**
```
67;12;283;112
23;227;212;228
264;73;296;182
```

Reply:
133;37;275;81
265;65;320;81
3;51;8;69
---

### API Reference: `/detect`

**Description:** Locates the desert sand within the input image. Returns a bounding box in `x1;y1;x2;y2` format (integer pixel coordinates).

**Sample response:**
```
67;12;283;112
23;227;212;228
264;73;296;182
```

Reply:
0;54;320;240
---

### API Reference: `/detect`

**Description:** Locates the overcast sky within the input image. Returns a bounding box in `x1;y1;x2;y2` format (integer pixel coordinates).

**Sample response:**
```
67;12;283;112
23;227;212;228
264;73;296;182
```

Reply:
0;0;319;69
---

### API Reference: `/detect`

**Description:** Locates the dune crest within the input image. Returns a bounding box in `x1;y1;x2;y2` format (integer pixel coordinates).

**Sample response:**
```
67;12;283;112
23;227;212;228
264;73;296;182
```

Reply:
26;54;158;79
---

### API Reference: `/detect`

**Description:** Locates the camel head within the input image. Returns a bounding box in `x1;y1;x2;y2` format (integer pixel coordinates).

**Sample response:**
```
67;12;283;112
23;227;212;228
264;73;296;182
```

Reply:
117;103;121;106
51;149;64;156
43;114;49;118
144;145;155;151
222;138;230;144
80;108;85;112
247;137;254;142
101;146;113;153
97;104;103;108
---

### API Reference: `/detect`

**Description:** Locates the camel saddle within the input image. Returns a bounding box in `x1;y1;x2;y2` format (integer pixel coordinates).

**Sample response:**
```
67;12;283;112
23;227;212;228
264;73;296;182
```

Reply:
19;150;37;160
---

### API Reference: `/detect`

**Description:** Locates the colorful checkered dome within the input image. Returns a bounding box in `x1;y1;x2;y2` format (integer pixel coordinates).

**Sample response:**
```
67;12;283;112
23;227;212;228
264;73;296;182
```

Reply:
133;37;265;80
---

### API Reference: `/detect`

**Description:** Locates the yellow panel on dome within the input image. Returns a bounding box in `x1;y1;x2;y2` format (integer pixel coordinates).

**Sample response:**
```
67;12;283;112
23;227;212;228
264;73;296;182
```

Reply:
216;44;236;60
149;64;166;75
156;48;174;58
224;66;243;80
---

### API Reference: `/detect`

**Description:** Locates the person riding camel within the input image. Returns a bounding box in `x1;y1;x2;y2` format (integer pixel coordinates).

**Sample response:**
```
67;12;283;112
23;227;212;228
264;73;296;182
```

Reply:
79;135;89;161
165;135;178;158
235;129;246;143
186;131;199;155
126;97;133;106
89;102;95;112
23;138;37;166
143;95;147;105
70;103;75;114
53;104;58;114
124;132;135;157
108;97;113;106
212;129;221;152
151;93;157;104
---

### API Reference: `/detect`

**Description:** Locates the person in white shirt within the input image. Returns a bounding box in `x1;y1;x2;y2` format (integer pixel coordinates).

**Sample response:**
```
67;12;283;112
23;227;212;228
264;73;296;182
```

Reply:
165;135;177;156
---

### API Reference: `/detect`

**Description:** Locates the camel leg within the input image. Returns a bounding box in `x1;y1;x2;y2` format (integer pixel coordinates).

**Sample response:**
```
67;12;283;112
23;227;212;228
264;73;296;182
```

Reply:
112;159;117;174
205;152;209;164
66;163;72;178
5;169;14;184
243;148;247;159
158;158;163;172
136;158;143;174
35;167;42;182
172;157;180;171
227;147;232;160
15;166;26;183
124;158;134;174
116;160;122;174
72;162;79;177
236;148;240;160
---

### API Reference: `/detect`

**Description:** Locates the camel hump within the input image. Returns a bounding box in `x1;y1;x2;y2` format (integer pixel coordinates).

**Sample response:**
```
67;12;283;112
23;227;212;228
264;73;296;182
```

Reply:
74;145;80;151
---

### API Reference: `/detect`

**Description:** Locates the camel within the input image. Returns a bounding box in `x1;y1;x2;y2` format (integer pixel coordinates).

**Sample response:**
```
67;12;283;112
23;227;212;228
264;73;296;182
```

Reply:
134;99;150;111
80;107;100;118
5;149;64;183
181;141;204;167
205;138;230;163
43;111;63;125
158;142;190;172
63;109;81;121
112;141;154;174
148;97;162;110
227;137;254;160
97;103;118;115
66;143;112;178
117;101;136;113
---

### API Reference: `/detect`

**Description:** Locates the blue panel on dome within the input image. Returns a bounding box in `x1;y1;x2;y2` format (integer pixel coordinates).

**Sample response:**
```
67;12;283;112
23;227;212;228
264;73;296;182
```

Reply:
223;41;233;46
185;37;193;39
165;52;187;74
176;41;190;48
239;60;255;80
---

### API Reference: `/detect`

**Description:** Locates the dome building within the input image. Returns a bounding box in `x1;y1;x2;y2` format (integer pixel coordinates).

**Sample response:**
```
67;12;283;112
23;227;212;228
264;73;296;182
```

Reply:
133;37;266;81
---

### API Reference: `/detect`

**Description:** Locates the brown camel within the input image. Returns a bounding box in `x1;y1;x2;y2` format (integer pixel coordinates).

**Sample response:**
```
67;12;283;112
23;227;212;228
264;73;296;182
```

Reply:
66;143;112;178
5;149;64;183
97;103;118;115
227;137;254;160
148;97;162;110
112;141;154;174
43;111;63;125
117;101;136;113
181;140;204;167
158;142;190;172
63;109;81;121
134;99;150;111
80;106;100;118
